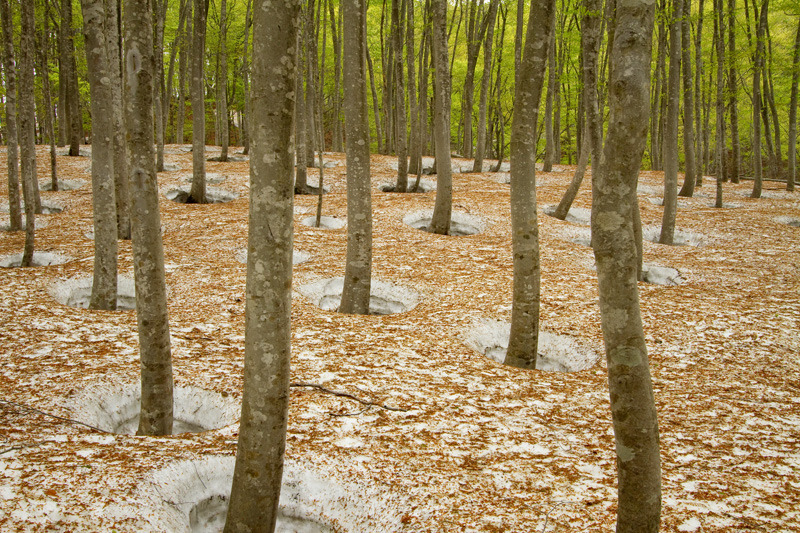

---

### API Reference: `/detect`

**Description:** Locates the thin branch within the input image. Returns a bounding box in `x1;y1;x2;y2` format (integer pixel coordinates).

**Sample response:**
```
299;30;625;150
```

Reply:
0;398;110;434
290;382;409;412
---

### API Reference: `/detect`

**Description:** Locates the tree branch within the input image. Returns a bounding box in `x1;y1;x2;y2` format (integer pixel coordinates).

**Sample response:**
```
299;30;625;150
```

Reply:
290;382;408;412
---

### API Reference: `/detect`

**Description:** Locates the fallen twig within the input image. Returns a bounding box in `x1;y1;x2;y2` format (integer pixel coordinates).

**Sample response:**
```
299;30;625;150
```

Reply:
289;382;408;412
0;398;109;434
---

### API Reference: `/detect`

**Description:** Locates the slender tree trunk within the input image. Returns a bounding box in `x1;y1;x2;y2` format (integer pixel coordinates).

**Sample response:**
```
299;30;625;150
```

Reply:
177;2;191;145
0;0;21;232
366;46;384;154
505;0;554;369
81;0;120;310
429;0;453;235
473;0;499;173
650;7;666;170
216;0;230;161
392;0;409;191
659;0;683;244
591;0;661;527
694;0;705;186
36;6;59;193
726;0;740;183
407;0;421;175
714;0;726;206
153;0;167;172
223;1;299;528
542;25;556;172
751;0;766;198
678;0;697;197
163;0;189;147
294;31;309;193
339;0;373;315
18;0;37;266
189;0;209;203
787;15;800;192
460;0;485;159
765;27;780;169
62;0;82;156
241;0;253;155
125;0;174;437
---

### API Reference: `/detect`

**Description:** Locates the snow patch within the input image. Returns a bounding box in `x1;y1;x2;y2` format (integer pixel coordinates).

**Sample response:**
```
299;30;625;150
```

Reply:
50;275;137;310
166;186;238;204
378;178;436;193
142;456;405;532
0;251;71;268
775;216;800;228
641;263;684;286
40;179;86;191
298;277;420;315
300;216;346;230
463;319;599;372
543;205;591;225
642;226;705;246
403;209;486;236
69;383;239;435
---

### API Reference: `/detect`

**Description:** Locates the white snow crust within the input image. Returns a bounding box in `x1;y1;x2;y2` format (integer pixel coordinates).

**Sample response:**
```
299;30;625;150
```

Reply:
300;216;346;230
166;186;238;203
298;277;420;315
402;209;487;236
50;275;137;310
0;251;70;268
542;205;591;225
643;225;705;246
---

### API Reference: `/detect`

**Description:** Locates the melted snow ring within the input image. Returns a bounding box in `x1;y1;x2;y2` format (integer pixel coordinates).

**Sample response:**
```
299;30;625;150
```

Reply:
166;186;238;204
181;172;226;184
542;205;591;225
641;263;684;286
298;277;420;315
378;178;436;193
463;319;599;372
403;209;486;236
50;275;137;310
40;179;86;191
300;215;346;230
141;456;406;532
775;216;800;228
642;226;705;246
0;251;71;268
69;384;240;435
234;248;311;265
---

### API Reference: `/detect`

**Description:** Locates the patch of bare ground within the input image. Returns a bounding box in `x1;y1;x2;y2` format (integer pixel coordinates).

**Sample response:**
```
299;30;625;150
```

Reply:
1;146;799;531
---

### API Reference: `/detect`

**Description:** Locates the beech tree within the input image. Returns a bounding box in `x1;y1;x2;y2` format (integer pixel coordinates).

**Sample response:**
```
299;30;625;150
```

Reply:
189;0;210;204
18;0;37;266
788;15;800;192
678;0;697;197
429;0;453;235
223;0;300;528
504;0;554;370
659;0;683;244
339;0;373;315
60;0;82;156
81;0;119;310
125;0;174;435
0;0;21;232
591;0;661;527
215;0;230;162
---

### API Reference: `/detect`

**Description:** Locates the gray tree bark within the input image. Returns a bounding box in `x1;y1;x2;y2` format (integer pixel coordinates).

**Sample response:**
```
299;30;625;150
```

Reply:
81;0;120;310
726;0;740;183
223;0;299;529
177;1;191;145
591;0;661;527
406;0;421;176
429;0;453;235
125;0;174;436
678;0;697;197
751;0;768;199
216;0;230;161
154;0;168;172
61;0;82;156
0;0;21;232
542;26;556;173
36;4;59;194
659;0;683;244
391;0;409;192
788;15;800;192
714;0;726;207
18;0;37;266
189;0;209;204
504;0;554;370
339;0;373;315
473;0;499;173
294;32;310;194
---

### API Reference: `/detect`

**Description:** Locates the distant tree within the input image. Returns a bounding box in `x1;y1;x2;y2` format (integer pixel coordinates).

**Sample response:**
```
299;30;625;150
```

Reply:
81;0;119;310
473;0;499;173
678;0;697;197
215;0;230;161
504;0;554;370
124;0;174;435
60;0;83;156
339;0;373;315
714;0;727;206
429;0;453;235
189;0;210;204
591;0;661;527
18;0;37;266
659;0;683;244
391;0;409;192
0;0;21;232
223;0;300;528
788;15;800;192
36;2;58;193
726;0;740;184
751;0;768;199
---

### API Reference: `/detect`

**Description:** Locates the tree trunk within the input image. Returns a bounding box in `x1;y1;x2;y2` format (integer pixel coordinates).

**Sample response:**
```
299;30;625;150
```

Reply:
714;0;726;207
787;15;800;192
366;45;384;154
407;0;421;175
460;0;486;160
473;0;499;173
694;0;705;186
678;0;697;197
591;0;661;527
339;0;373;315
429;0;453;235
223;0;299;528
81;0;120;310
650;8;667;170
542;25;556;173
124;0;174;437
751;0;766;199
163;0;190;147
189;0;209;204
154;0;167;172
36;4;59;194
392;0;409;191
726;0;740;183
177;1;191;145
105;0;131;240
0;0;21;232
241;0;253;155
18;0;37;266
61;0;82;156
216;0;230;161
505;0;554;370
294;32;310;193
659;0;683;244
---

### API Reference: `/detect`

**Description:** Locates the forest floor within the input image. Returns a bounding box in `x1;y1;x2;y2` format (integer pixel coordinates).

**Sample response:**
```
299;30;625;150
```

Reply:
0;145;799;532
